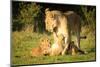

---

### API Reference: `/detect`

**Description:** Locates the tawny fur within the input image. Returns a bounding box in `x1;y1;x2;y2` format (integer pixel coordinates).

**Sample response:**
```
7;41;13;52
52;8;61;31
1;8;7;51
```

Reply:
50;35;64;56
45;8;81;55
31;46;43;57
31;37;51;57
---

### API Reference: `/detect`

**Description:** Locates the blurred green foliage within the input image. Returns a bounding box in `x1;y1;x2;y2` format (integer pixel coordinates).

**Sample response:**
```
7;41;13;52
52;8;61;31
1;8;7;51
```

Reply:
12;2;45;32
81;6;96;32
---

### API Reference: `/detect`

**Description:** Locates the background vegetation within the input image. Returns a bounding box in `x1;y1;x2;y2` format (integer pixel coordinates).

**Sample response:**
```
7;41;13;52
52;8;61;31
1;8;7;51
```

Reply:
11;1;96;66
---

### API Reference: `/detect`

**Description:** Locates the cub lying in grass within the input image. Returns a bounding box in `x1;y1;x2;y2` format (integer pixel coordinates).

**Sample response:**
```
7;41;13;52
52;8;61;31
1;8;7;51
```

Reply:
30;36;86;57
31;37;51;57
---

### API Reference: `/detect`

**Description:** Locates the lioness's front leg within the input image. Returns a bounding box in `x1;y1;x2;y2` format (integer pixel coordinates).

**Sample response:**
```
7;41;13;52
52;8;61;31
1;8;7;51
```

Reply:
53;32;58;42
61;34;71;55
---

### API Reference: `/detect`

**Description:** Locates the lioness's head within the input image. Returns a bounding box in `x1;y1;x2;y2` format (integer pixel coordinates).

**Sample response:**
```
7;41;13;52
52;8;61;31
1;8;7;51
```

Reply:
45;8;58;32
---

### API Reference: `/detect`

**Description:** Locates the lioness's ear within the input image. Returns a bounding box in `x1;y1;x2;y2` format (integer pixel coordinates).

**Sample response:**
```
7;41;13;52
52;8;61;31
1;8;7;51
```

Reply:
45;8;50;15
45;8;49;12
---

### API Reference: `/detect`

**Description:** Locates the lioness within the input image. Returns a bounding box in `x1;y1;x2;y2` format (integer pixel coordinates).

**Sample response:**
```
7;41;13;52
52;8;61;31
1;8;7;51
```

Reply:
31;37;51;57
45;8;82;55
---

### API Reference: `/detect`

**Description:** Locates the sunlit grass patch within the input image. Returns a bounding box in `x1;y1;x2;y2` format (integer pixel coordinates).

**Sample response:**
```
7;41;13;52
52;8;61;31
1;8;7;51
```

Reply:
11;30;96;65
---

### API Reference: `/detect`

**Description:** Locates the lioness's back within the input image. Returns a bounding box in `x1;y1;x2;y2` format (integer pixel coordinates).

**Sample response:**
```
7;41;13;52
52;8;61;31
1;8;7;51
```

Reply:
64;11;74;15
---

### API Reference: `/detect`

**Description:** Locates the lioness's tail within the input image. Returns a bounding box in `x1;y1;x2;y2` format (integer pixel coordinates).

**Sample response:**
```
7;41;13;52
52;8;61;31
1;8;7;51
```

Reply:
80;36;87;39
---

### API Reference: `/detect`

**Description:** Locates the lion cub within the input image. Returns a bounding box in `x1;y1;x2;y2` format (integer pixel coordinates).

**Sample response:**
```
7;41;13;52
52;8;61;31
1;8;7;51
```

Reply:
50;35;64;56
31;37;51;57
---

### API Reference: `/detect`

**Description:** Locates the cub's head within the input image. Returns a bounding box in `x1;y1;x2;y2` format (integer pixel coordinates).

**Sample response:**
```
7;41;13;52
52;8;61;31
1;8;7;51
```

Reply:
45;8;58;32
39;37;51;54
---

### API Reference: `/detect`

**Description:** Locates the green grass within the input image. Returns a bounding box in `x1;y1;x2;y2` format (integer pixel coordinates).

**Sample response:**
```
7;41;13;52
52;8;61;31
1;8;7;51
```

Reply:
11;30;96;66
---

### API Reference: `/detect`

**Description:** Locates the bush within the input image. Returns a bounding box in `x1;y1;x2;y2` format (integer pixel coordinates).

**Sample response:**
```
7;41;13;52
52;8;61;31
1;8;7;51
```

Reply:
81;6;96;32
12;2;44;32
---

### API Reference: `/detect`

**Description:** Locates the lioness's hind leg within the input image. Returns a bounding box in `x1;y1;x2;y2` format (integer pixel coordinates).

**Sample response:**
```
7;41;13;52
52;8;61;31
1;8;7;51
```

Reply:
76;31;80;48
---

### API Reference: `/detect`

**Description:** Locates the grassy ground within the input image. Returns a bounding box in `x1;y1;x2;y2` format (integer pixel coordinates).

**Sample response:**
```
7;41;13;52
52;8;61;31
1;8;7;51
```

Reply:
11;29;96;66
